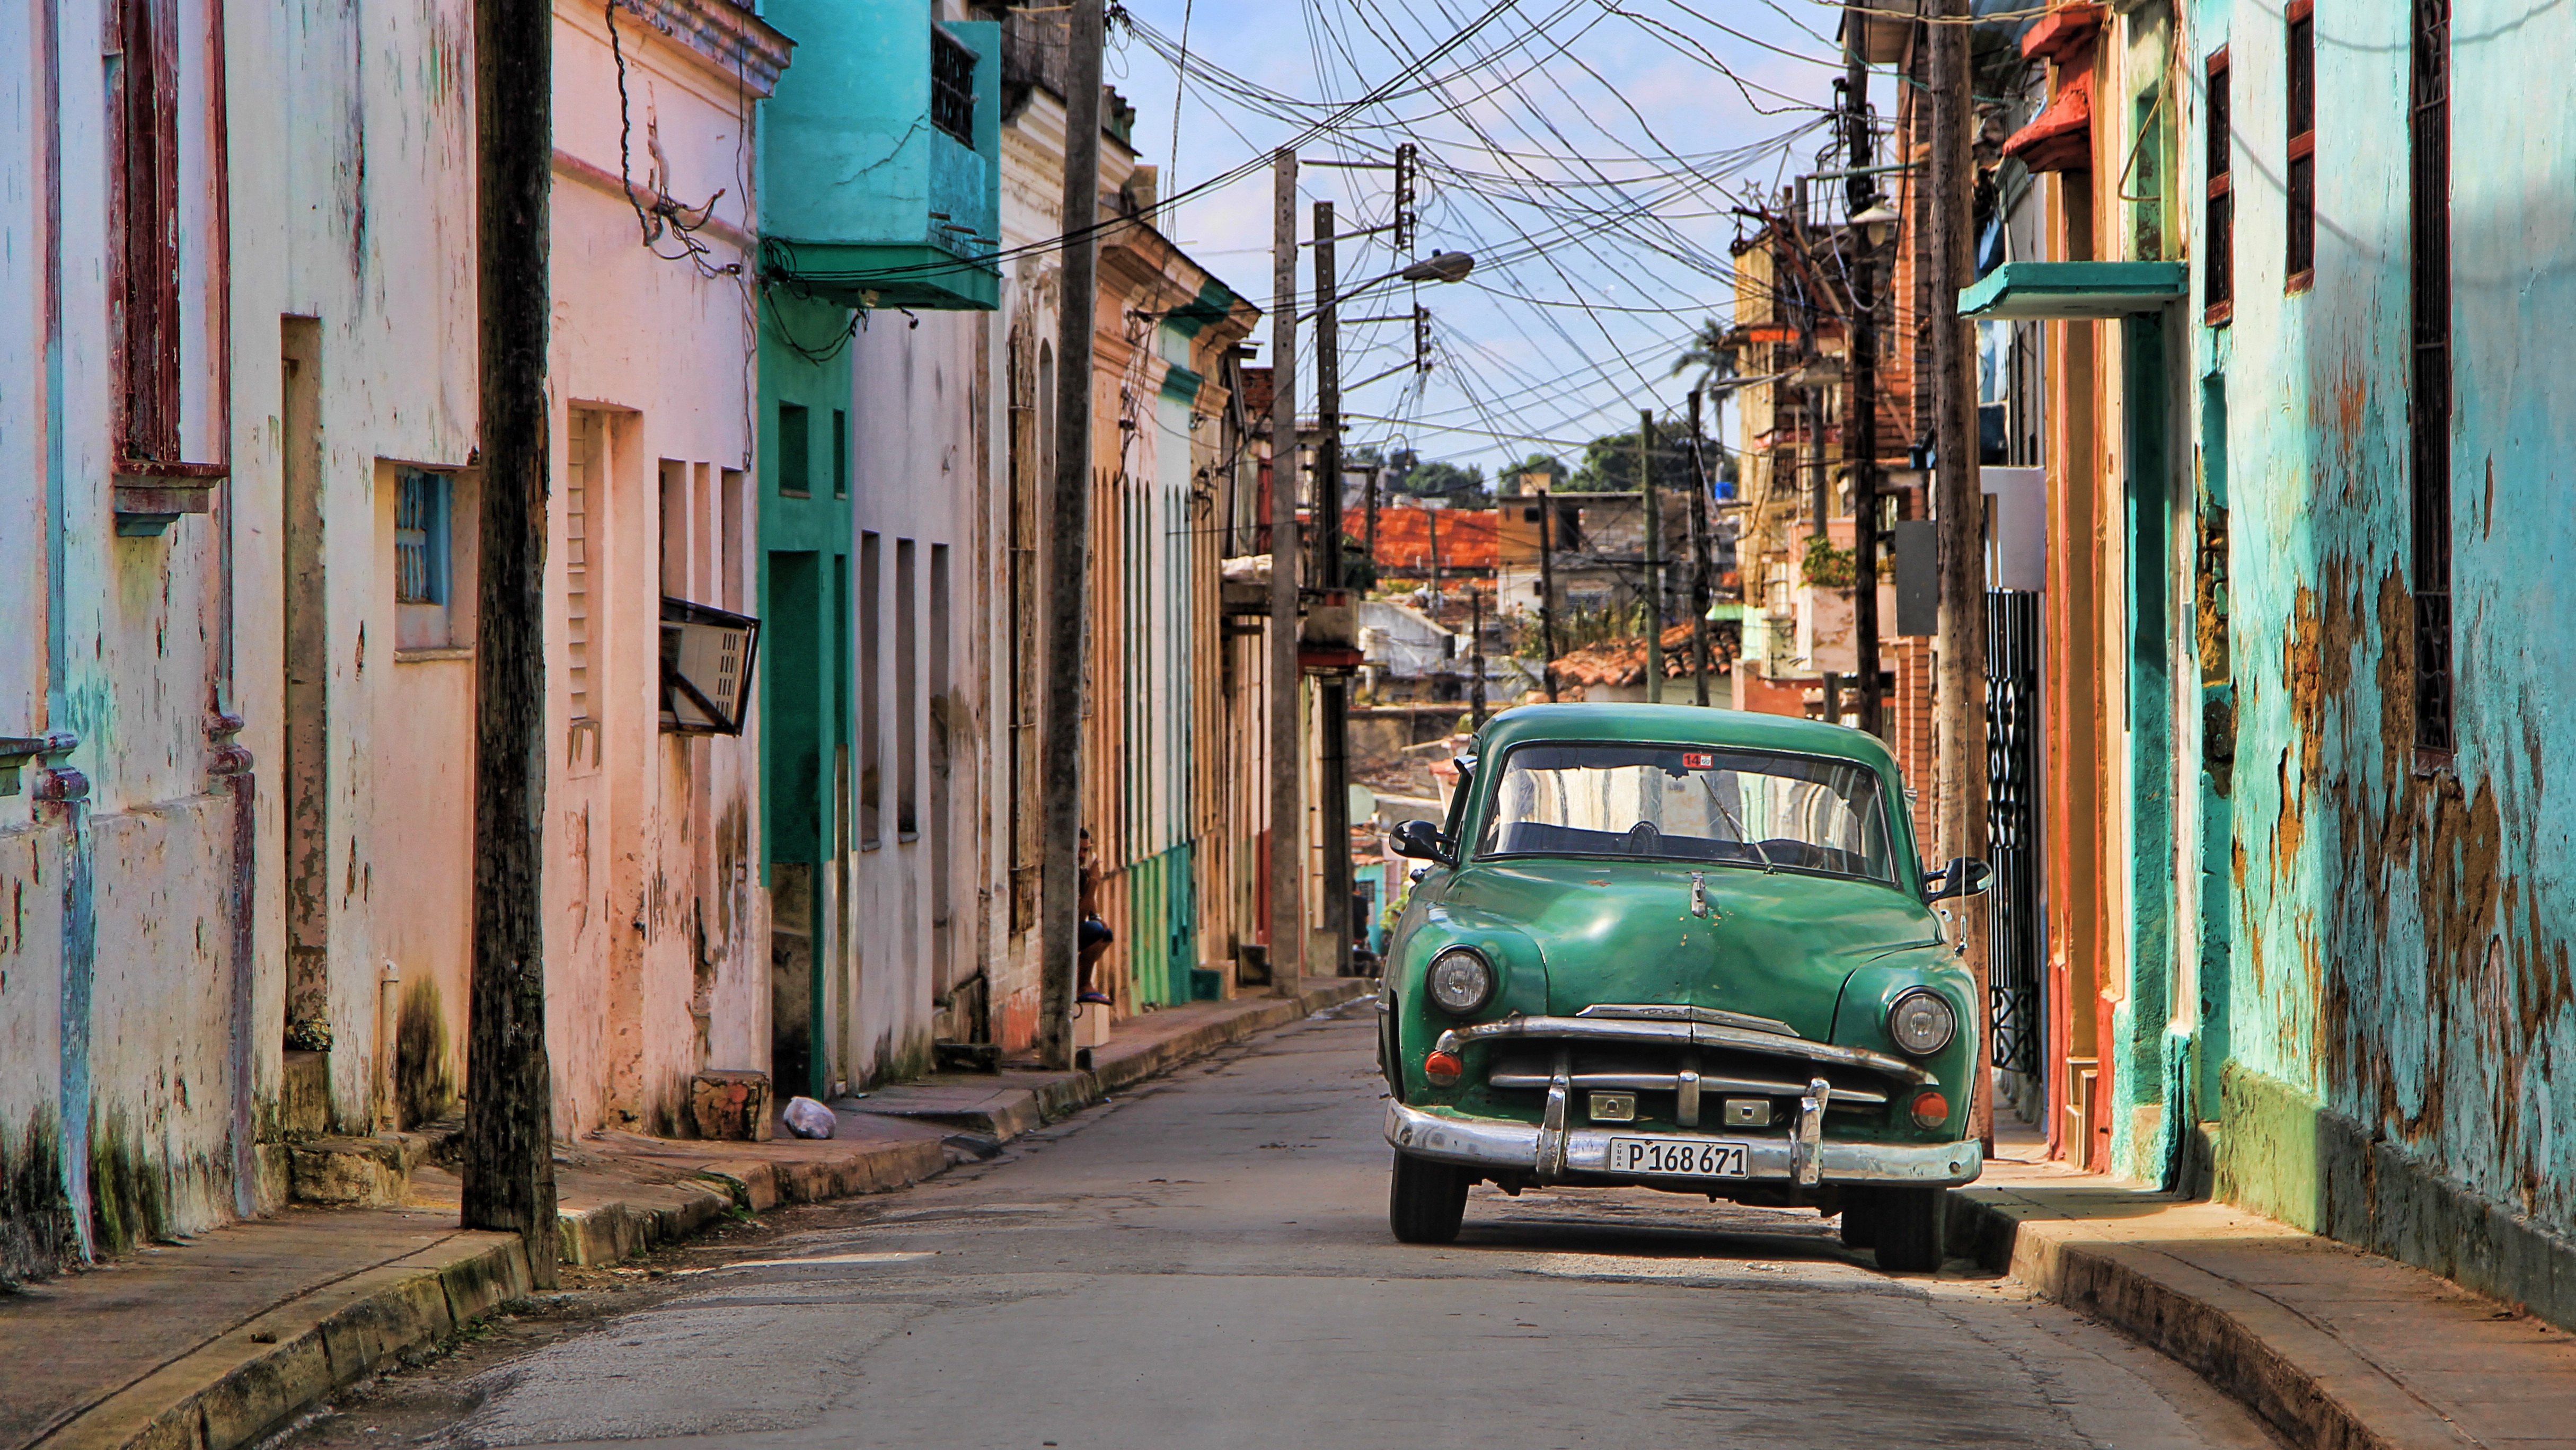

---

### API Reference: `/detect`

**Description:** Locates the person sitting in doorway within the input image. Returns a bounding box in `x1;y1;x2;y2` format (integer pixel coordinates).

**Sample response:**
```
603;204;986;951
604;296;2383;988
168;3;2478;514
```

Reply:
1079;828;1114;1006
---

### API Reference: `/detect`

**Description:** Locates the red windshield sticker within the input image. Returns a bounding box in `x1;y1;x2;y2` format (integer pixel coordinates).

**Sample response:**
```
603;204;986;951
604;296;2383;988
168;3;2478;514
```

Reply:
1683;752;1716;770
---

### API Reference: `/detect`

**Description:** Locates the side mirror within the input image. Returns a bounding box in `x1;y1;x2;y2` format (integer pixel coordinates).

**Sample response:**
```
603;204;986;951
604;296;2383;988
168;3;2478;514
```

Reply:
1392;819;1451;864
1925;856;1991;901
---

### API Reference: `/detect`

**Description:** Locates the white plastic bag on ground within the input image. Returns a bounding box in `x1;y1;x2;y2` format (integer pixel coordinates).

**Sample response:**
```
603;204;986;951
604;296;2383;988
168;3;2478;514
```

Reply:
781;1095;836;1139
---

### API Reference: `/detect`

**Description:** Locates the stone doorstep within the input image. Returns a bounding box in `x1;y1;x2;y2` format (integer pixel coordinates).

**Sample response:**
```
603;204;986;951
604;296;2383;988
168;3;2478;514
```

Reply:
285;1129;446;1210
1948;1180;2561;1450
37;982;1370;1450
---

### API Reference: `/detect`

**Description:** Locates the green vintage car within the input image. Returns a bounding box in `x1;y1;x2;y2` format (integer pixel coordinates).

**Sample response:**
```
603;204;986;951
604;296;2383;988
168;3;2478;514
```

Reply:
1378;703;1988;1271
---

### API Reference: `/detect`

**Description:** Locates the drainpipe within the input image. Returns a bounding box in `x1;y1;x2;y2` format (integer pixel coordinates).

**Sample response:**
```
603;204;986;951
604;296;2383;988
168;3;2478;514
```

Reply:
204;0;255;1218
33;0;99;1265
377;961;402;1130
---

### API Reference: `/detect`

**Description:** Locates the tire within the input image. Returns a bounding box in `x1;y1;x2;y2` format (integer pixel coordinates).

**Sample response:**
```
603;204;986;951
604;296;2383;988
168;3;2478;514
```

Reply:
1838;1189;1879;1249
1870;1185;1947;1273
1389;1152;1471;1244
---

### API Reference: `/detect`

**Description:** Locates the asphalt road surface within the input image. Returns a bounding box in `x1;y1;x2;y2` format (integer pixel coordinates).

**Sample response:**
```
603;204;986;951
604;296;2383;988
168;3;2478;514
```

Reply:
279;999;2283;1450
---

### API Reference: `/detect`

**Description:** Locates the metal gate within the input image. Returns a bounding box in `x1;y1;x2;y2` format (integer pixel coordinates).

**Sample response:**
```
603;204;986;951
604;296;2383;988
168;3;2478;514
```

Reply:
1985;589;2044;1078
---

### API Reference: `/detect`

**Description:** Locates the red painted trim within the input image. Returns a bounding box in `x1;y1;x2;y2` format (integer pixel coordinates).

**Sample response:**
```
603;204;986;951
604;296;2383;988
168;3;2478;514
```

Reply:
2019;2;2105;64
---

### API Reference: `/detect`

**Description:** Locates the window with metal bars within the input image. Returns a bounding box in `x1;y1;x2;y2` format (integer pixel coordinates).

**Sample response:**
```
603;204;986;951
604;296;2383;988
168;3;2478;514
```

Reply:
2410;0;2453;756
395;470;448;605
931;27;976;146
2286;2;2316;289
2204;48;2233;324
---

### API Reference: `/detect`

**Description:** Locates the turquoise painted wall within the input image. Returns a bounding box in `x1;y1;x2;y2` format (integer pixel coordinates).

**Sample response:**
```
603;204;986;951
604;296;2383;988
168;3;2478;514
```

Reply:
2180;0;2576;1248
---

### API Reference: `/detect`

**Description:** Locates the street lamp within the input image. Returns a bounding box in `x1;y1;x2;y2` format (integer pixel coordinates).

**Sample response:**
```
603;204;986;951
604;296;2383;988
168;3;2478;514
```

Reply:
1399;249;1476;284
1849;201;1901;247
1299;250;1478;321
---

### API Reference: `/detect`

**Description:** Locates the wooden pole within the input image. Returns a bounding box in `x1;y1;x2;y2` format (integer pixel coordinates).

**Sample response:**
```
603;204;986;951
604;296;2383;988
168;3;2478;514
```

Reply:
1537;488;1560;702
1847;27;1885;740
1639;409;1662;703
463;0;559;1287
1929;0;1992;1142
1038;0;1104;1069
1312;200;1351;979
1265;148;1302;995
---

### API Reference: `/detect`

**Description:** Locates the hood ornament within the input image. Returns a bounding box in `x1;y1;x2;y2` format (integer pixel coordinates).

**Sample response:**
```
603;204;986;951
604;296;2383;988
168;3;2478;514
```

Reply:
1689;871;1711;919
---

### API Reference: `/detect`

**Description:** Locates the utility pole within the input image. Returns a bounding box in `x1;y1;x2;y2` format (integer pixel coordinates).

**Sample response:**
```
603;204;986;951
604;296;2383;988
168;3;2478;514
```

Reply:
1469;584;1487;727
1846;22;1884;739
1365;461;1382;571
1928;0;1992;1140
1809;384;1829;540
1313;198;1352;978
1038;0;1104;1068
463;0;559;1287
1687;388;1714;706
1537;488;1560;702
1639;409;1662;703
1265;148;1302;996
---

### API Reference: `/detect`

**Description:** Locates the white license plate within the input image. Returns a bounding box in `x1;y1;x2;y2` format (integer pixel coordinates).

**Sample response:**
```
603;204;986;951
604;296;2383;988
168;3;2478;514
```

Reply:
1605;1137;1750;1178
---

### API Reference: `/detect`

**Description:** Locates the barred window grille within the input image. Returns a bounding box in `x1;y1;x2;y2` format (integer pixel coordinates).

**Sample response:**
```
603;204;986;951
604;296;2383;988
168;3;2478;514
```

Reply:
395;469;446;605
931;28;976;146
2410;0;2453;754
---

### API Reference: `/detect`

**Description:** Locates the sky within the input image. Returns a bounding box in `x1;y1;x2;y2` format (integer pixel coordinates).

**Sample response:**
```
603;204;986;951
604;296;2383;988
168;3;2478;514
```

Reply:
1098;0;1884;479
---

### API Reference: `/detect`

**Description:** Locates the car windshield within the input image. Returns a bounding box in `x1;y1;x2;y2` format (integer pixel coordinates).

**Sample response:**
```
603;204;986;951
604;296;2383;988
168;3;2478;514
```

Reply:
1471;741;1895;882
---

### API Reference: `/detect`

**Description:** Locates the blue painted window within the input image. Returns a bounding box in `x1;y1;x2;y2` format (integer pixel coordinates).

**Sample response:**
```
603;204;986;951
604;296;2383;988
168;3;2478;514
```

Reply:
395;469;448;605
779;402;811;497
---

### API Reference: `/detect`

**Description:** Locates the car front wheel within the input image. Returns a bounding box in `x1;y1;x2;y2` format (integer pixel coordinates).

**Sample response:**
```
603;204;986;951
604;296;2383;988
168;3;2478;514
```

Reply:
1866;1184;1947;1272
1388;1152;1470;1243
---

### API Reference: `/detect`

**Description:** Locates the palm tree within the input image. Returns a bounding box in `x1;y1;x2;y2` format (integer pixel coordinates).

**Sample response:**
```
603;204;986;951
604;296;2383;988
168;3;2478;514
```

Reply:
1670;316;1739;396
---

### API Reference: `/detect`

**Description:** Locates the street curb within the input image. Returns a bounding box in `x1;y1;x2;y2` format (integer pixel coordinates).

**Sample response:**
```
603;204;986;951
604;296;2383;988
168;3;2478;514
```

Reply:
41;983;1368;1450
34;1231;531;1450
1076;979;1373;1108
1946;1189;2464;1450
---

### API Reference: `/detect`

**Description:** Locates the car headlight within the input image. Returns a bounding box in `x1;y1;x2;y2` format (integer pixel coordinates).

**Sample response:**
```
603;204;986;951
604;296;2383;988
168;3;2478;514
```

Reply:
1887;988;1956;1057
1425;947;1496;1016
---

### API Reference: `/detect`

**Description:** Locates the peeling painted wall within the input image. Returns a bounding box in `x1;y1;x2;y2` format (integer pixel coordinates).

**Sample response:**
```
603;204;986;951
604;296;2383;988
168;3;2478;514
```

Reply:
2183;0;2576;1290
0;0;780;1281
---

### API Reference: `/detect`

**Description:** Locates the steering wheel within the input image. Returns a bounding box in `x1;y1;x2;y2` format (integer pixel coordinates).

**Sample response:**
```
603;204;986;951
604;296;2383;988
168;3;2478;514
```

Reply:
1622;820;1662;855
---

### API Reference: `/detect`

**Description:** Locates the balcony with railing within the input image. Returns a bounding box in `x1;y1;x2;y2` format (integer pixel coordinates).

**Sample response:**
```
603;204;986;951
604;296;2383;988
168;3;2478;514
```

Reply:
759;7;1001;310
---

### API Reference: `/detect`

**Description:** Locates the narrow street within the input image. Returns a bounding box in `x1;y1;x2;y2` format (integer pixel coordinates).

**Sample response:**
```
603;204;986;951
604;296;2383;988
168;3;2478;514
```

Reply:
278;1004;2279;1450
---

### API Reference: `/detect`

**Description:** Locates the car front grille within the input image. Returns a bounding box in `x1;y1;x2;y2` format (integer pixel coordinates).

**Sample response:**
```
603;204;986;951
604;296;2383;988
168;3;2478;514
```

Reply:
1435;1003;1926;1128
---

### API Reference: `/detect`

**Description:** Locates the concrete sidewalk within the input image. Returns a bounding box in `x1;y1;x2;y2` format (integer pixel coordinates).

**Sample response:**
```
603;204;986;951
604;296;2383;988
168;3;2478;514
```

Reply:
1952;1139;2576;1449
3;979;1372;1450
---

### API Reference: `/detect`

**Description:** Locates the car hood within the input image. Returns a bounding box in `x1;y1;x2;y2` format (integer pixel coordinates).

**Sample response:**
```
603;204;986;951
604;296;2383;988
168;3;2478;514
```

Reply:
1440;857;1941;1039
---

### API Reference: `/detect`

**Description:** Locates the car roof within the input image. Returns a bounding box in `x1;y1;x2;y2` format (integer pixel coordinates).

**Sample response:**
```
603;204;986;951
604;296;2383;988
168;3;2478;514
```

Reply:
1471;702;1902;776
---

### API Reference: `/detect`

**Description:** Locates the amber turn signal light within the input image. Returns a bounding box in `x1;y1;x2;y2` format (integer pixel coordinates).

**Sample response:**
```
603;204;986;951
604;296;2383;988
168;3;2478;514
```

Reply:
1424;1049;1464;1086
1909;1089;1949;1128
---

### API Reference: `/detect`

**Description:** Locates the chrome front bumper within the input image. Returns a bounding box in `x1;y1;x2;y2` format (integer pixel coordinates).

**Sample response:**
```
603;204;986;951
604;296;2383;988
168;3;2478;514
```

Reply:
1384;1100;1984;1187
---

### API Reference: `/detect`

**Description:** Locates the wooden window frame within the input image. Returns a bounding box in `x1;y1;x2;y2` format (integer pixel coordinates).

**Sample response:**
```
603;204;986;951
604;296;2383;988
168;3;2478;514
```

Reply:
2286;1;2317;293
108;0;230;529
2204;47;2234;326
